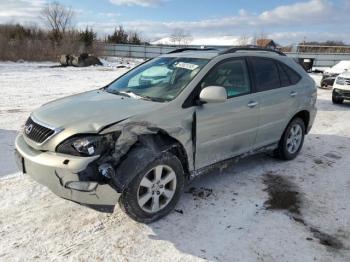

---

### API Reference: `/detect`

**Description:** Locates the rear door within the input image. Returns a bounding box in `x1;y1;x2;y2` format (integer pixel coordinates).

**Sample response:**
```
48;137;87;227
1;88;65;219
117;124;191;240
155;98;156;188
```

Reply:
195;58;260;169
248;57;302;148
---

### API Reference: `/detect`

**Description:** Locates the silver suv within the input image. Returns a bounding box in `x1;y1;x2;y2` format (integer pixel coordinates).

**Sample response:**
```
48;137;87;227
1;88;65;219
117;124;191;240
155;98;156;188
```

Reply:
15;47;317;223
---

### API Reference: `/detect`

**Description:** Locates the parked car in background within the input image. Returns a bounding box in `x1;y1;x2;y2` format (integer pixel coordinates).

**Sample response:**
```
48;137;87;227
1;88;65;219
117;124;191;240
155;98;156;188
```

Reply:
15;47;317;223
321;60;350;88
332;71;350;104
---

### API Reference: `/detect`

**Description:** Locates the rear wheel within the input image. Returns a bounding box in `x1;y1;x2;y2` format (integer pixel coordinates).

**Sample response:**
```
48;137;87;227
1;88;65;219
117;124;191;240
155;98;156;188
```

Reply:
119;152;184;223
275;118;305;160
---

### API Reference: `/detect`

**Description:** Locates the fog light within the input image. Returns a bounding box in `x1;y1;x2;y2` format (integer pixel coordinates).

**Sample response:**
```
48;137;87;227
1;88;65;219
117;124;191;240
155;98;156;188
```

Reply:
66;181;98;192
98;163;115;179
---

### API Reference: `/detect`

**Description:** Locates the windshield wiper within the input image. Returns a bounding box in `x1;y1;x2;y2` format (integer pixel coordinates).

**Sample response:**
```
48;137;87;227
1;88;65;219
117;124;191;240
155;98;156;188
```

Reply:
120;91;143;100
106;90;131;98
140;95;168;103
106;89;167;102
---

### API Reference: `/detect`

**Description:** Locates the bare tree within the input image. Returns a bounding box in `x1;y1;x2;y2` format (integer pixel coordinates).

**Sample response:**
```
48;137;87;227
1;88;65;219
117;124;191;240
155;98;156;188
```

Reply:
252;32;258;46
169;28;193;46
41;1;74;41
252;31;268;46
258;31;268;41
237;34;250;46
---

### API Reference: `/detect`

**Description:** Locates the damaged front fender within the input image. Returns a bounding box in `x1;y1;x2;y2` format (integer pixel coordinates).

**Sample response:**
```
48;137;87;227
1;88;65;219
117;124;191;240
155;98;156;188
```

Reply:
98;116;195;191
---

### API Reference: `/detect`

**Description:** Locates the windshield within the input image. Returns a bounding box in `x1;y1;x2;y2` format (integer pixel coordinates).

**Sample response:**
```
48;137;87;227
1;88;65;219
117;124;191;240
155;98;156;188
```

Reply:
106;57;209;102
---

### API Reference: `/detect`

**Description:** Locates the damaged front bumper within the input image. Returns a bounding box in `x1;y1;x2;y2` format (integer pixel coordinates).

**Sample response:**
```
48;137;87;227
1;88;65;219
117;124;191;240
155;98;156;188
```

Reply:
15;134;121;208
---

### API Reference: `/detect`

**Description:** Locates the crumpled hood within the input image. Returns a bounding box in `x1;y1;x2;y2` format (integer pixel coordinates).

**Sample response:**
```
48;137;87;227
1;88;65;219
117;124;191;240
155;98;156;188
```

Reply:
32;90;163;132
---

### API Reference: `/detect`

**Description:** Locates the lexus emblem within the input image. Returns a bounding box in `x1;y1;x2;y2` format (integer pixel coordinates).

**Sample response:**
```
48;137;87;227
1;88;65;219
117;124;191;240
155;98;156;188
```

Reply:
25;124;33;135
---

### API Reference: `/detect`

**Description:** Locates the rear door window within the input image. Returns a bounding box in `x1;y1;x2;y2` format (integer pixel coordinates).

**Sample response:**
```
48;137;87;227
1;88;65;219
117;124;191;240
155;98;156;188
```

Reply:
250;58;280;92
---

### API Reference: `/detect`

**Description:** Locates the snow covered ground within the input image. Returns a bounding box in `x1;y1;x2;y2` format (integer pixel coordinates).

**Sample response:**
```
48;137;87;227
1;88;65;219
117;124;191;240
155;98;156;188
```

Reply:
0;63;350;261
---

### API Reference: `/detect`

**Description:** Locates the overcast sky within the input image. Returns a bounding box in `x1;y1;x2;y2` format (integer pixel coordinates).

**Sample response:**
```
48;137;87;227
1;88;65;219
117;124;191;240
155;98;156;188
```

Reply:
1;0;350;45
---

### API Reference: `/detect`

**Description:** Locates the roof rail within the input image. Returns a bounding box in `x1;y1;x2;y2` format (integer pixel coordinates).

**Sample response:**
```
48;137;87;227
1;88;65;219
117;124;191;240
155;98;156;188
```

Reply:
220;46;286;56
167;47;218;54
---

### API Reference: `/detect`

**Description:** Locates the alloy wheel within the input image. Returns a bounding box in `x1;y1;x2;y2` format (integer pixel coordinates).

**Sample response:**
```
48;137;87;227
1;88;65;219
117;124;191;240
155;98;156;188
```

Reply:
137;165;177;213
286;124;303;154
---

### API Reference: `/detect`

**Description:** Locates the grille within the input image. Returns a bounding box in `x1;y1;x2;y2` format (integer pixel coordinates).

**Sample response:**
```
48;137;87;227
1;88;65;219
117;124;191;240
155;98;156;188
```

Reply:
336;89;350;97
24;117;55;144
342;90;350;97
336;77;350;85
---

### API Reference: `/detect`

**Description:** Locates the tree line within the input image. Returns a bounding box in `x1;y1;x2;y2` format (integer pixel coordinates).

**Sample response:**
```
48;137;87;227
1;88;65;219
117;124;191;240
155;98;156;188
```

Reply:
0;1;144;61
3;1;347;61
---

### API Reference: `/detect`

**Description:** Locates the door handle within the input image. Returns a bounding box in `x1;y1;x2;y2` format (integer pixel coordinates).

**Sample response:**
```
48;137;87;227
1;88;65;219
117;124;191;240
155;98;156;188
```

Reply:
247;101;258;108
290;91;298;97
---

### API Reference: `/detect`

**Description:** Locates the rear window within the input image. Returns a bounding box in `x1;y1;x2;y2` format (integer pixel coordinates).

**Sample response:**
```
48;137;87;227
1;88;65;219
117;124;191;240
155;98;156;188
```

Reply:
280;63;301;85
251;58;280;92
277;63;291;87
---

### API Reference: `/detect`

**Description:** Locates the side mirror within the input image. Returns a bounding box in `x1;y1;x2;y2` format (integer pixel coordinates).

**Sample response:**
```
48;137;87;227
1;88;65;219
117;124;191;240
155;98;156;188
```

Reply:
199;86;227;104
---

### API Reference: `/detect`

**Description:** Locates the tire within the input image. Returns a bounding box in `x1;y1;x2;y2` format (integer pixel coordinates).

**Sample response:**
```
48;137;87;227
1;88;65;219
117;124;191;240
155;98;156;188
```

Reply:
332;96;344;104
119;152;185;223
275;118;305;160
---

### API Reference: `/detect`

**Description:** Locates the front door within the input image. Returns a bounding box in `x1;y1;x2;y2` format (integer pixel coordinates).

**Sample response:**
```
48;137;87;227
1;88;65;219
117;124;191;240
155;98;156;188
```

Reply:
195;58;260;169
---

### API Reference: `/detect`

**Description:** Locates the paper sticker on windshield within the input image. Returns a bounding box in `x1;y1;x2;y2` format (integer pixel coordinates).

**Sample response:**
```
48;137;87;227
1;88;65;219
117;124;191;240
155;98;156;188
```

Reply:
175;62;199;71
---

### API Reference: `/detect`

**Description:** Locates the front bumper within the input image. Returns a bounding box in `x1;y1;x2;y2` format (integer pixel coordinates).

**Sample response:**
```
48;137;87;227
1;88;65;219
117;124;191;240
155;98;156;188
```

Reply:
333;88;350;100
15;134;121;207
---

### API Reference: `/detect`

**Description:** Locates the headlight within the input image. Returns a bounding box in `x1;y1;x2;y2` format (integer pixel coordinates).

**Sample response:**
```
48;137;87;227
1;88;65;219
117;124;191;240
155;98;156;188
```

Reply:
56;134;115;157
336;77;346;85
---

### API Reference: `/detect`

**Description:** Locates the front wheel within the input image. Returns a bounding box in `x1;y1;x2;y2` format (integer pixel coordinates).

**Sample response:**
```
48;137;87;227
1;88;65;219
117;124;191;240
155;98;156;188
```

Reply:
275;118;305;160
119;152;185;223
